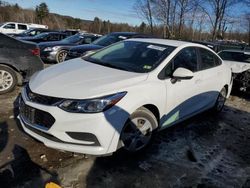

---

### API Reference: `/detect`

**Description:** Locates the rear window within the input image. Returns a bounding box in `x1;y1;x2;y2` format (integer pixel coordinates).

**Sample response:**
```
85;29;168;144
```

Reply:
18;24;27;30
199;48;221;70
218;51;250;63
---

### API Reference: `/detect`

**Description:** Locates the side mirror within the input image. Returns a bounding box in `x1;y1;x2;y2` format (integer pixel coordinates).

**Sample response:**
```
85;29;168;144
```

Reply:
172;67;194;80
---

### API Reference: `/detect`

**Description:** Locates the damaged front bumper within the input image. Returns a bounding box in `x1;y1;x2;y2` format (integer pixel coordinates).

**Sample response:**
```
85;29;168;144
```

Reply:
233;70;250;92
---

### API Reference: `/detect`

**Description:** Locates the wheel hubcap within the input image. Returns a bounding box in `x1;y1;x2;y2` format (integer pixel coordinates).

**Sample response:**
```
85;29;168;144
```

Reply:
0;70;13;91
58;51;67;63
121;117;153;152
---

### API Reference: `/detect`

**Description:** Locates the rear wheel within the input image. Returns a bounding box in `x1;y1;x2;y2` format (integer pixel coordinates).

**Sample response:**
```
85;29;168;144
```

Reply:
56;50;68;63
120;107;157;152
212;87;227;112
0;65;17;94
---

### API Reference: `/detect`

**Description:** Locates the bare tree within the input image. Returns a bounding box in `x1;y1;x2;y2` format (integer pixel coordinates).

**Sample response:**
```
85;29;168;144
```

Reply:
134;0;154;34
152;0;172;38
199;0;239;41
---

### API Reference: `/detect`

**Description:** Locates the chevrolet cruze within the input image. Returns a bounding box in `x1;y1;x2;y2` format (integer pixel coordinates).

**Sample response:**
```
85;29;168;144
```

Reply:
18;38;232;155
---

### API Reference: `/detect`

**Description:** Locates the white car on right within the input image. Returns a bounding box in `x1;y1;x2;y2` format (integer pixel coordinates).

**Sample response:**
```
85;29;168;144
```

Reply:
218;50;250;92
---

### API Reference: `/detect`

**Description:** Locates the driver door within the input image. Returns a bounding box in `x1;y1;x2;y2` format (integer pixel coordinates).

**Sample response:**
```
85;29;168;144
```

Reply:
160;47;203;128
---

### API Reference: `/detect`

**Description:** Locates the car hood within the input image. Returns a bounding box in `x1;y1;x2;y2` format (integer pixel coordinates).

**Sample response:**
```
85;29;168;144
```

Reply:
70;44;103;53
223;60;250;73
29;58;148;99
39;41;73;49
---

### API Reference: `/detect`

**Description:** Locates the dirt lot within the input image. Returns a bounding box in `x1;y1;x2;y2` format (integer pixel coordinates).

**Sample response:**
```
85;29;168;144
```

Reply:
0;87;250;188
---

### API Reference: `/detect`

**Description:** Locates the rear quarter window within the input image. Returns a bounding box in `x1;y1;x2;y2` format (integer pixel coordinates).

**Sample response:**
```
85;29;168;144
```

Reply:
199;48;221;70
18;24;27;30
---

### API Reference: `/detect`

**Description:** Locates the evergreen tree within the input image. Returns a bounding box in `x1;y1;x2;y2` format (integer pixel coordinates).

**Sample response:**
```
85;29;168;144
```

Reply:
35;2;49;24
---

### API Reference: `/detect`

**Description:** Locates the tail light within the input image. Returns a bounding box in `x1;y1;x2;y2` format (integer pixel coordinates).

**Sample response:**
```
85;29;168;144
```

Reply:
30;48;40;56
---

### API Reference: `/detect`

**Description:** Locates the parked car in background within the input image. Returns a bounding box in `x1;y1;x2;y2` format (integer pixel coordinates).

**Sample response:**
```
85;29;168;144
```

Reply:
10;28;56;38
0;22;48;34
191;41;219;52
18;38;232;155
60;29;80;36
218;50;250;92
0;33;43;94
66;32;152;60
17;32;68;43
39;33;100;63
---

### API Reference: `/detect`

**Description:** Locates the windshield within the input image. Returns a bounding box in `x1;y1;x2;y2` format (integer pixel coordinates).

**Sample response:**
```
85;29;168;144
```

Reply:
33;32;49;39
218;51;250;63
83;41;176;73
61;34;82;43
92;35;122;46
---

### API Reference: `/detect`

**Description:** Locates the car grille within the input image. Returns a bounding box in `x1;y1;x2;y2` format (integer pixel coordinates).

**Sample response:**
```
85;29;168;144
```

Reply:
20;97;55;129
26;85;63;106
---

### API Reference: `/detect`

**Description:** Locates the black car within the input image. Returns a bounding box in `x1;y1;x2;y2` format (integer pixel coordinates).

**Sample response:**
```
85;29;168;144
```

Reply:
39;33;100;63
17;32;68;43
66;32;151;60
0;33;43;94
10;28;56;38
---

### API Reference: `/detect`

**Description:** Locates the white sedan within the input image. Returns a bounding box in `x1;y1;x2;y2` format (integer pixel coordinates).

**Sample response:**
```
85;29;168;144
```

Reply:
18;38;232;155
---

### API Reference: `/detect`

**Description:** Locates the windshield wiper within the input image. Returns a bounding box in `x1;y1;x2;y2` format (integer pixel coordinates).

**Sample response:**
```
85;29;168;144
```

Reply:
101;63;131;71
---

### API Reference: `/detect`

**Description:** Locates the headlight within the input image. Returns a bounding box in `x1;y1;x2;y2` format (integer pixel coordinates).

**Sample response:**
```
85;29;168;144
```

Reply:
43;47;52;51
43;46;60;51
58;92;127;113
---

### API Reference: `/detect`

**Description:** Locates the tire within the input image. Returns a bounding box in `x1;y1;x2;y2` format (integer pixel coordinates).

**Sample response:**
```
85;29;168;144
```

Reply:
212;87;227;112
0;65;17;94
56;50;68;63
120;107;158;153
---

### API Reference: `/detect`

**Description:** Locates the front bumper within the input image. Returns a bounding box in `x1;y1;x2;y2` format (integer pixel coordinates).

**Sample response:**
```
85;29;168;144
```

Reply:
18;89;128;155
40;51;57;63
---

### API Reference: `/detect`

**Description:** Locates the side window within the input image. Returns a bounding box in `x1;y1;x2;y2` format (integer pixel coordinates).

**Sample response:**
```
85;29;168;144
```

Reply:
199;48;219;70
173;47;198;72
3;24;15;29
61;34;67;40
83;37;92;44
18;24;27;30
48;34;60;41
214;54;222;66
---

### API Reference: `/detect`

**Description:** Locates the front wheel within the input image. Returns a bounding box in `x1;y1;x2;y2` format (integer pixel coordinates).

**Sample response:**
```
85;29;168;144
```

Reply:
120;107;158;152
212;87;227;112
0;65;17;94
56;50;68;63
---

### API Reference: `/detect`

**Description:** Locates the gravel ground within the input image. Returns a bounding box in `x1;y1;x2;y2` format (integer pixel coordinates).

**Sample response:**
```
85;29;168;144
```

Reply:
0;87;250;188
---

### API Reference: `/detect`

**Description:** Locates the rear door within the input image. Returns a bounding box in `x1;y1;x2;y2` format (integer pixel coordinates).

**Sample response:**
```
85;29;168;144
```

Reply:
17;24;28;33
196;47;223;108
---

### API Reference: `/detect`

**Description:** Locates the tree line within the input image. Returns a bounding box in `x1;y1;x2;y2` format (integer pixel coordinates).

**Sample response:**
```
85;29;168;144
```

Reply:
135;0;250;43
0;0;249;44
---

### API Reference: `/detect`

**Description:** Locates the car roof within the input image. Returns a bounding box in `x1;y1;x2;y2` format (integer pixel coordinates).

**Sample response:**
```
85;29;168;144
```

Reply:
219;49;245;53
127;38;198;47
110;32;138;36
44;32;67;35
